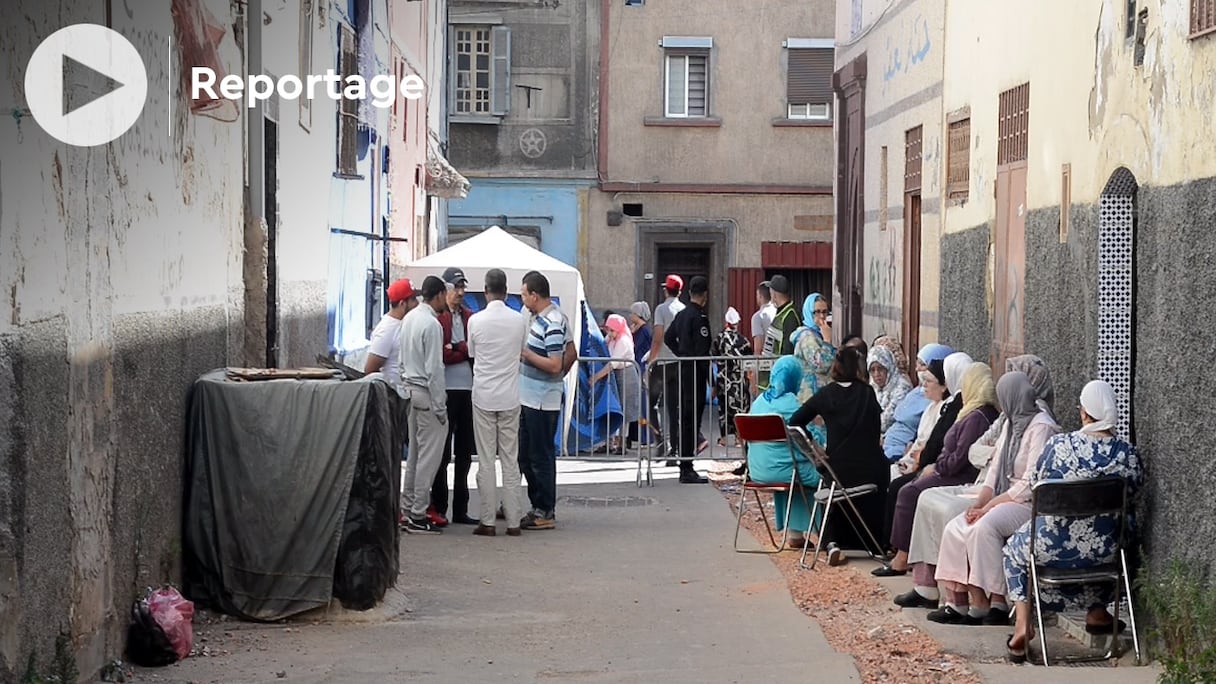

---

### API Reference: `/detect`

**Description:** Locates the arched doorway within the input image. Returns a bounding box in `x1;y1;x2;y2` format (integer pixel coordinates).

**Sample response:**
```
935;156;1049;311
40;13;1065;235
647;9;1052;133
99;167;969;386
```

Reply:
1097;168;1137;440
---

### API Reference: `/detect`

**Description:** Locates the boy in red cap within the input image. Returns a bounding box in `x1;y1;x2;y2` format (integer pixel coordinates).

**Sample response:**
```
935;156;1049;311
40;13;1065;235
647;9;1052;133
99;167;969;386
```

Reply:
365;278;419;389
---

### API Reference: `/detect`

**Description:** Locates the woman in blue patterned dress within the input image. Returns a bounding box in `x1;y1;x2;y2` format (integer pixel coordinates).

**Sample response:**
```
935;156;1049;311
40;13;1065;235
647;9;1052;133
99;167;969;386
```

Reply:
1001;379;1143;662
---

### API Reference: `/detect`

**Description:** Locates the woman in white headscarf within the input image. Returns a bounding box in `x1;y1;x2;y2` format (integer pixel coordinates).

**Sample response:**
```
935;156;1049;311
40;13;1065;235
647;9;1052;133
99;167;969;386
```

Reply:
1001;380;1143;663
711;306;753;445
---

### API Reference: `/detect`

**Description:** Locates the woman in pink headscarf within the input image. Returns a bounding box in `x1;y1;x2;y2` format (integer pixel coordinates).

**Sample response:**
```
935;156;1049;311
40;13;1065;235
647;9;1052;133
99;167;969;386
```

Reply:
592;314;643;454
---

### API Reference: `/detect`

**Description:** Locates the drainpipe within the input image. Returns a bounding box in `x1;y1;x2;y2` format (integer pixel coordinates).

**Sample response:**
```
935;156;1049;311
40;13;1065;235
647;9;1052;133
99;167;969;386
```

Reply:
245;0;271;365
596;0;610;186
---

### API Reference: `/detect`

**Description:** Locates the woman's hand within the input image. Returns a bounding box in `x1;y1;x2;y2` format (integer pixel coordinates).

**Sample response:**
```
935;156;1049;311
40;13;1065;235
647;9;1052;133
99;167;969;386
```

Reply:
964;506;985;525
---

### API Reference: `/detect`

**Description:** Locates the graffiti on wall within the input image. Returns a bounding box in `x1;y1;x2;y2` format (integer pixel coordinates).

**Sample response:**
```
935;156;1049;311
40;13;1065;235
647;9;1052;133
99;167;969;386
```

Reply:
882;14;932;91
867;221;901;320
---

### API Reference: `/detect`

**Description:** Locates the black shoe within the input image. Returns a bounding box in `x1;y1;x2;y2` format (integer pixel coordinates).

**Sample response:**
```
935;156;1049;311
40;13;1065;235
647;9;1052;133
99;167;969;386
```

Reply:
679;471;708;484
731;463;747;476
452;515;479;525
983;607;1012;626
665;460;678;468
404;517;442;535
871;564;908;577
893;590;938;609
927;605;982;625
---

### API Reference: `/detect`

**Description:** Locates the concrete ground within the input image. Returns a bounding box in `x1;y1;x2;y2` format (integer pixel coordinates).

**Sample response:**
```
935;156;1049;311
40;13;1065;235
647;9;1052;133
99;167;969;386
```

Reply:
132;458;860;684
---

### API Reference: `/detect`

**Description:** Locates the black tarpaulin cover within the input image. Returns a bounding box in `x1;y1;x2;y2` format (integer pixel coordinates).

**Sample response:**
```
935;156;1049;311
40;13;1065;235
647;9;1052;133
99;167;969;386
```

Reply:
182;370;403;621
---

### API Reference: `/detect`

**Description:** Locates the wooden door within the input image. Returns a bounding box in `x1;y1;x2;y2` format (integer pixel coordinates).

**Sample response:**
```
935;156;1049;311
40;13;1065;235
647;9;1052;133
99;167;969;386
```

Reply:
901;192;922;357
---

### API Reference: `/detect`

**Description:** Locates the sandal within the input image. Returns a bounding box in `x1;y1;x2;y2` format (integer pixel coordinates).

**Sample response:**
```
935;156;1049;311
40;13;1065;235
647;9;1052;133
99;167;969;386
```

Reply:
1005;634;1026;664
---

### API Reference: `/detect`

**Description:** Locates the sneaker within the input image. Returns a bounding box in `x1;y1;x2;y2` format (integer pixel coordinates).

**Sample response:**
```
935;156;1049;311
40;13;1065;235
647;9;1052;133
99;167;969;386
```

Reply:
404;517;442;535
522;513;555;530
426;506;449;527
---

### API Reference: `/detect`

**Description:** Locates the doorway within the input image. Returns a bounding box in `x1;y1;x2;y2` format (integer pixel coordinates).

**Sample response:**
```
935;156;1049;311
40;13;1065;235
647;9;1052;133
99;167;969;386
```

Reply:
902;125;923;356
833;54;867;340
655;245;711;310
991;83;1029;371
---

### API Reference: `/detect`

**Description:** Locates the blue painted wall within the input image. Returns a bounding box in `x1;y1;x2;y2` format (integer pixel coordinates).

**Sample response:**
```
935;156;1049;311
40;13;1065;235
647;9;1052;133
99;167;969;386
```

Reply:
447;178;591;267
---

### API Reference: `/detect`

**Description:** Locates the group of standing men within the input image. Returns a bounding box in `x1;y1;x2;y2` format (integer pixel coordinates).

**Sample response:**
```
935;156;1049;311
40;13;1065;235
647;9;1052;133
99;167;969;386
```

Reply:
363;267;575;536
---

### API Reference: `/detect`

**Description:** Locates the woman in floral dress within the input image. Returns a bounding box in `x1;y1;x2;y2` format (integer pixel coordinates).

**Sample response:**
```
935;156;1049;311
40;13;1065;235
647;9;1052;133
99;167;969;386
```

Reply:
711;307;752;445
1001;379;1143;662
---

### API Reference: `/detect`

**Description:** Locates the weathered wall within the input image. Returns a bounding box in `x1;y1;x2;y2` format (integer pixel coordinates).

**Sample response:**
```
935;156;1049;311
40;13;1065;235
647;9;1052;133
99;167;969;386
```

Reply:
605;0;834;186
448;178;591;266
447;0;599;176
835;0;946;344
388;0;431;265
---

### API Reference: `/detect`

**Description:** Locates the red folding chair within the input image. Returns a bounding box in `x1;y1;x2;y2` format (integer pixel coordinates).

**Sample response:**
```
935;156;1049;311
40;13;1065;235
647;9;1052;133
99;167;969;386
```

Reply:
732;414;814;554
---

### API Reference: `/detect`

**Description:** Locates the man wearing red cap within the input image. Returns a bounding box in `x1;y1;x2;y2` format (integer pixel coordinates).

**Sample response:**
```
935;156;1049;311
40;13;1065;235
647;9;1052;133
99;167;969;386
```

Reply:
364;278;419;389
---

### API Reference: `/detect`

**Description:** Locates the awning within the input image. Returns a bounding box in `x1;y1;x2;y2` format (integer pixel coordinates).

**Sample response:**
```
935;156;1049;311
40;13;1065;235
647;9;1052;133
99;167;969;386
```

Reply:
426;136;470;200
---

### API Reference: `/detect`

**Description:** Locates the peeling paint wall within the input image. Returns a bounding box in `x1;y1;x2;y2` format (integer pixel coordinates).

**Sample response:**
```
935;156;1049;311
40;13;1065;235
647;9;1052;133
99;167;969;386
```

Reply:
834;0;947;346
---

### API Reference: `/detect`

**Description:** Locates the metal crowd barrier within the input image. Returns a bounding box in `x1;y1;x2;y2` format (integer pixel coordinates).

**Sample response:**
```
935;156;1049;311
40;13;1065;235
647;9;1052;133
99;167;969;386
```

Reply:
566;354;783;487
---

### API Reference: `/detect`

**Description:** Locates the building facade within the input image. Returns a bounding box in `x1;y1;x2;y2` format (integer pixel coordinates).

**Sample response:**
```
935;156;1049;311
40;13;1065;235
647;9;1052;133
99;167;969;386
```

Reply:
443;0;600;267
0;0;448;678
587;0;838;324
837;0;1216;575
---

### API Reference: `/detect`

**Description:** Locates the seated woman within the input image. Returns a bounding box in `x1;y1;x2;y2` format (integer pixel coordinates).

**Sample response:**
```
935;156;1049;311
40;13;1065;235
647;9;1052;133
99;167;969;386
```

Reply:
882;343;955;464
898;354;1056;605
929;371;1061;625
1002;380;1143;663
590;314;642;454
884;355;997;578
793;294;836;405
789;346;888;565
869;345;913;435
745;356;821;548
875;358;952;564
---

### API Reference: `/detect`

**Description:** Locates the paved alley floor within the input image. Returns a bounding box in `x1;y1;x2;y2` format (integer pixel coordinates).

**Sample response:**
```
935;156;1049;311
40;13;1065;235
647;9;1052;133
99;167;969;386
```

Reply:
135;458;860;684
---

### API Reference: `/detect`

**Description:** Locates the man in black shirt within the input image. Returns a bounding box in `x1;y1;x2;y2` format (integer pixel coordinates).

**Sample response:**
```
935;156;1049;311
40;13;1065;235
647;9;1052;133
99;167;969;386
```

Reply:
664;275;713;484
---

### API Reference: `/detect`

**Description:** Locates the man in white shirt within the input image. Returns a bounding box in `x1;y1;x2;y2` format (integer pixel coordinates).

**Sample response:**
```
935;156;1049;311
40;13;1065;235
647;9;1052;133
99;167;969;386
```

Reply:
397;276;450;534
363;278;418;392
748;280;776;396
466;268;528;537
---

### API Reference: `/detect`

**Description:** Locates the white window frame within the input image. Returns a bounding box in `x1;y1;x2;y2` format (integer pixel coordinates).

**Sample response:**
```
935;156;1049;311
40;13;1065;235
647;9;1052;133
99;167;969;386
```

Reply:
449;22;511;123
661;36;711;119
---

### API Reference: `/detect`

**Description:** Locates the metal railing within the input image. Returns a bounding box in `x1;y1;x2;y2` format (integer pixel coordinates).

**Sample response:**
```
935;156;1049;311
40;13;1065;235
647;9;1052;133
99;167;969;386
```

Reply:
565;354;784;487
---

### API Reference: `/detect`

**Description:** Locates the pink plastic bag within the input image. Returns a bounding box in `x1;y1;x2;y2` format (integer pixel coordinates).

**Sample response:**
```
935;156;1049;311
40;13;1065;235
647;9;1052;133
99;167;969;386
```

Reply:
147;586;195;660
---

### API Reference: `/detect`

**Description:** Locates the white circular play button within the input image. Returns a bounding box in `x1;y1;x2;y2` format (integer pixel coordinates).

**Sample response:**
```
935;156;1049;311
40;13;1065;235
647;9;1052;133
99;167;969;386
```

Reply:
24;24;149;147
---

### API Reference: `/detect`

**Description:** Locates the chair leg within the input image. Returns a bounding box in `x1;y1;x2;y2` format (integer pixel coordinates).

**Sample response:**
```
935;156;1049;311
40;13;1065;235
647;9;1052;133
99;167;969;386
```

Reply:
1031;565;1049;667
837;492;885;559
806;484;836;571
1122;550;1141;665
1107;578;1122;661
732;479;749;552
756;490;780;549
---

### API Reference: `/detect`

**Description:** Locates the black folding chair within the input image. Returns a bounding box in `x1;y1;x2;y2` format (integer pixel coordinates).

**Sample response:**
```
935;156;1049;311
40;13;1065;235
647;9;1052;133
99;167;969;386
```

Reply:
1028;476;1141;666
785;425;884;570
731;414;814;553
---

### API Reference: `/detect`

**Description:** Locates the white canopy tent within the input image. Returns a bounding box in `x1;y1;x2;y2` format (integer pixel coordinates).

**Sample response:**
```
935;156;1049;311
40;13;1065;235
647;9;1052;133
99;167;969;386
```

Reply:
404;226;587;452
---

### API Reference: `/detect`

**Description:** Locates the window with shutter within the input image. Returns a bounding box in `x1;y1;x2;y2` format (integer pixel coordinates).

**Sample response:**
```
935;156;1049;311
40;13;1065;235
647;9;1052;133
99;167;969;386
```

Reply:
947;115;970;201
336;25;359;176
665;52;709;117
786;47;833;120
449;25;510;121
1192;0;1216;37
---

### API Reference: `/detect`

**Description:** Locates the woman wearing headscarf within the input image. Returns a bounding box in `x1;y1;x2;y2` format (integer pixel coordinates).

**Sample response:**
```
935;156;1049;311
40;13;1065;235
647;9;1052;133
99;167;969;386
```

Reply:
873;335;911;378
876;358;951;563
902;355;1057;586
794;321;837;406
868;345;913;434
627;301;659;448
929;372;1061;626
1002;380;1143;663
790;293;828;345
881;354;997;577
711;306;753;446
882;343;955;464
790;346;888;564
746;356;821;548
590;314;643;454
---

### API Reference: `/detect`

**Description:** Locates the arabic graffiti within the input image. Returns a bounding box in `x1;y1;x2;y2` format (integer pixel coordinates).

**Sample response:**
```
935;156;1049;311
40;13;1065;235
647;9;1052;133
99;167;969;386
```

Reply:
883;14;932;83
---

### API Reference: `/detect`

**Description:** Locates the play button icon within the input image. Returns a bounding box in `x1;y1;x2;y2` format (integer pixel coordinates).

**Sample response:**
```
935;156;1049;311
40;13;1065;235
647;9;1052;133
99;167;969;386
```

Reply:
24;24;148;147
